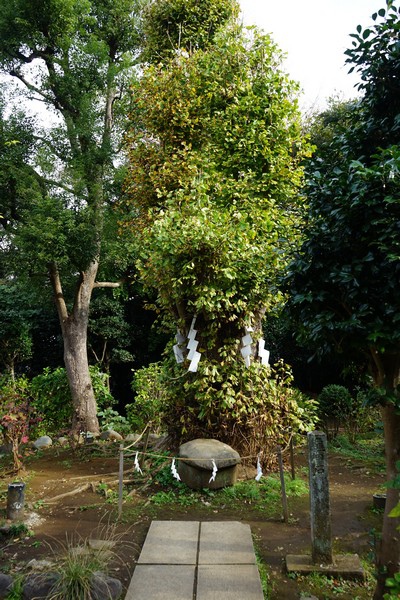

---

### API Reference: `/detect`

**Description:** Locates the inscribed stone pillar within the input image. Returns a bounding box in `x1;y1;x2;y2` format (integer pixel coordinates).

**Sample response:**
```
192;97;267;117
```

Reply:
307;431;333;564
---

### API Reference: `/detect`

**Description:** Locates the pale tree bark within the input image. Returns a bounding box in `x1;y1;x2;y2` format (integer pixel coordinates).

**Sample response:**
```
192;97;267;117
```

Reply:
49;261;100;436
371;350;400;600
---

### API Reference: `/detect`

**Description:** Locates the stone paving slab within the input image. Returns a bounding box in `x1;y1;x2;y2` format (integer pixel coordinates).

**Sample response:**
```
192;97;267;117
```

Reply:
125;565;195;600
199;521;256;565
197;565;264;600
137;520;199;564
125;521;263;600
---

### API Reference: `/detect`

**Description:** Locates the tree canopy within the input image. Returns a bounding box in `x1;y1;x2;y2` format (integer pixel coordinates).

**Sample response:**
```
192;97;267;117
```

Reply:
286;3;400;595
0;0;143;433
124;13;313;452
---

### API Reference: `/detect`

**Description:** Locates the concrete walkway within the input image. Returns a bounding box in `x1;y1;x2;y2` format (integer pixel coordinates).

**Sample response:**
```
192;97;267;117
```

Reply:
125;521;264;600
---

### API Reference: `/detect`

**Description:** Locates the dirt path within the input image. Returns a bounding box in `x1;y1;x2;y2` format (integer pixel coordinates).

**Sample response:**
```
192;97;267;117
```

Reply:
0;445;385;598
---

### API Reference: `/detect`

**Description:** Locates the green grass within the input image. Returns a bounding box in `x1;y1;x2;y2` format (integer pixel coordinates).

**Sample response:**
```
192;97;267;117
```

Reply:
291;559;376;600
255;551;270;599
146;471;309;516
329;434;385;473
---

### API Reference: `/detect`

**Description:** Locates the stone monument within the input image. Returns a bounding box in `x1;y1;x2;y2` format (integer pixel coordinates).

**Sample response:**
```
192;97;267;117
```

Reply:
286;431;364;579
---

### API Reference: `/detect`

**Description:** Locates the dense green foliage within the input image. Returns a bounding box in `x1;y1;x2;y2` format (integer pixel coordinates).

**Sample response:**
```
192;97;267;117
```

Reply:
286;3;400;595
287;5;400;398
30;366;114;435
0;0;145;433
141;0;239;62
125;13;313;451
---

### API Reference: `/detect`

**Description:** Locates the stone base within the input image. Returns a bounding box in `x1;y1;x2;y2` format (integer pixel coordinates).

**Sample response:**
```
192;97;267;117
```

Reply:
286;554;364;580
177;461;238;490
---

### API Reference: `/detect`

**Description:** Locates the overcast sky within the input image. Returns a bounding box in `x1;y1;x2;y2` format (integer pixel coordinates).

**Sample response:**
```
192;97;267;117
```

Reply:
239;0;384;110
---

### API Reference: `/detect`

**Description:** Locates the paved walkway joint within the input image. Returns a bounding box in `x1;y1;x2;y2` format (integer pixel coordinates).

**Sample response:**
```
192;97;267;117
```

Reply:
125;521;264;599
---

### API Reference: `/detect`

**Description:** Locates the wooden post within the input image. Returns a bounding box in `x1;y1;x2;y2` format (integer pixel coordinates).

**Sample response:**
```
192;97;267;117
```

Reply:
118;444;124;519
290;436;296;481
277;446;289;523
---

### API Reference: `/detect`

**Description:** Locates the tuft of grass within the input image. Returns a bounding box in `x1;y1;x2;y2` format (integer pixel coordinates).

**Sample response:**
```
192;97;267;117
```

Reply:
5;575;24;600
40;522;134;600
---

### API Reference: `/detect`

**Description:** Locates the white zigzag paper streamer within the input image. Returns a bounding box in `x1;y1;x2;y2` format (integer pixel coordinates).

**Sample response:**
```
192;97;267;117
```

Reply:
258;338;270;367
134;451;143;475
241;330;253;368
255;456;263;481
209;459;218;483
171;459;181;481
187;315;201;372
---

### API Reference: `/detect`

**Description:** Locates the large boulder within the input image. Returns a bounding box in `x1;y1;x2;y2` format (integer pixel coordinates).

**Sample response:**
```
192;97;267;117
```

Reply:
0;573;13;599
91;572;122;600
23;572;60;599
178;439;241;490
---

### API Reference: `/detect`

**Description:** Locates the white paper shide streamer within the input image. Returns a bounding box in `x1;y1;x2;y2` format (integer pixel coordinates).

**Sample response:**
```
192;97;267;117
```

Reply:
258;338;270;367
173;330;186;364
241;327;253;368
255;455;263;482
134;451;143;475
171;458;181;481
209;459;218;483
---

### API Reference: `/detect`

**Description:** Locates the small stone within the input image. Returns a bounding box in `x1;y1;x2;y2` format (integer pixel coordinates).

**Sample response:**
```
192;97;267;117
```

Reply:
88;539;116;551
125;433;140;444
0;573;13;599
57;436;69;446
26;559;55;571
99;430;123;442
90;572;122;600
0;524;11;536
33;436;53;450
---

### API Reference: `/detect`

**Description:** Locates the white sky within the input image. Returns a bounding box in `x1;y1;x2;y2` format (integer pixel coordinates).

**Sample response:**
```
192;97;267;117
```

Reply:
239;0;384;111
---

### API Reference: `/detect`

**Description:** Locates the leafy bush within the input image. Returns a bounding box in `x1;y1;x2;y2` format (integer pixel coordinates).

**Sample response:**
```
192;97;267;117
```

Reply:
317;384;353;438
30;366;114;435
97;407;131;435
137;356;318;464
0;376;42;472
126;362;168;433
318;384;377;440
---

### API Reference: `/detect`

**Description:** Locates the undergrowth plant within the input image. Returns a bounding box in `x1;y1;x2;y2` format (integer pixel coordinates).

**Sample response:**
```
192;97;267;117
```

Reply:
0;376;41;472
30;366;115;435
134;358;318;463
43;523;132;600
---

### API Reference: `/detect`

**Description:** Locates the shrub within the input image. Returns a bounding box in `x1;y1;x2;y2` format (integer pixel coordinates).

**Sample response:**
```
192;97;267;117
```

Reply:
0;376;42;472
97;407;131;435
126;362;168;433
317;384;352;438
135;356;318;465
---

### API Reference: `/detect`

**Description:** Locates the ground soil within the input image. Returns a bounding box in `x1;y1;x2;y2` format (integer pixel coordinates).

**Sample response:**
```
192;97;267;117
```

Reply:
0;441;386;599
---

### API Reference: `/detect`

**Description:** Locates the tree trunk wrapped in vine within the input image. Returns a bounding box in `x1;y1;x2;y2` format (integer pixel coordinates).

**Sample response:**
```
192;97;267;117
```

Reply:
124;2;314;454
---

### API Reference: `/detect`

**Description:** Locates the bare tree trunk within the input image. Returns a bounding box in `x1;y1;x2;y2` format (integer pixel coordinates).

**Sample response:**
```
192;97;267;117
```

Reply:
50;261;100;436
372;351;400;600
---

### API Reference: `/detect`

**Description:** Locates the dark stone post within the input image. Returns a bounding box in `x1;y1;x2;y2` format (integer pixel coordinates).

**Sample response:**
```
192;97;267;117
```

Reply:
307;431;333;564
6;482;25;521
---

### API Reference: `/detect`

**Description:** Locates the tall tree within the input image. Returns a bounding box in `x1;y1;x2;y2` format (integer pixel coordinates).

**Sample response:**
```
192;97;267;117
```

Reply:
286;4;400;596
124;4;312;450
0;0;142;434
